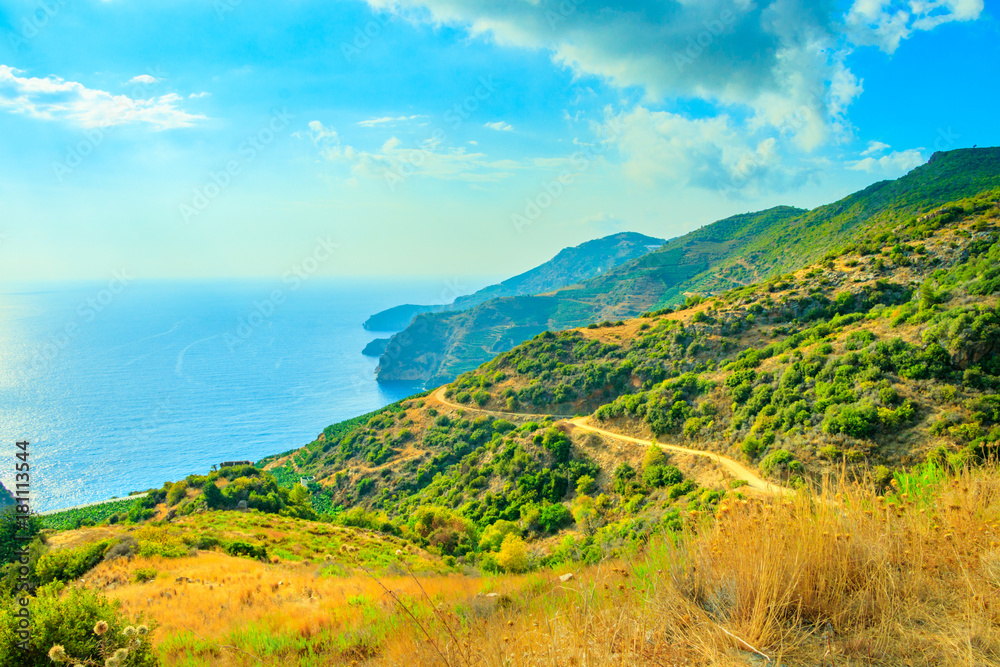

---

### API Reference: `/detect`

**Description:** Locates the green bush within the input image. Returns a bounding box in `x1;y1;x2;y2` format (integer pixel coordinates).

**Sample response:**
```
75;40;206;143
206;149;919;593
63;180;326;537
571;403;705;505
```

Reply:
537;504;573;533
0;584;158;667
34;540;111;585
643;464;683;488
760;449;801;477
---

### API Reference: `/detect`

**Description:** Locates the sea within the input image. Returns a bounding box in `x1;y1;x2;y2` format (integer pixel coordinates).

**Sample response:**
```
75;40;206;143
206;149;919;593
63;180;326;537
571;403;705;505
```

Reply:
0;278;482;512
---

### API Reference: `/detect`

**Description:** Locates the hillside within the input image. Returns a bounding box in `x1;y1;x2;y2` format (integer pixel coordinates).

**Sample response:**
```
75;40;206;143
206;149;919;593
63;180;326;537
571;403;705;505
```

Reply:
277;184;999;555
5;165;1000;667
363;231;664;332
377;148;1000;386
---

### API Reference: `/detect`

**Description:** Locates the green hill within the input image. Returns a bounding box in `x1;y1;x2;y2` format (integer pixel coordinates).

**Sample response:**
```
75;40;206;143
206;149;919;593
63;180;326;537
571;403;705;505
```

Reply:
363;231;664;332
0;483;13;508
271;164;1000;565
376;148;1000;386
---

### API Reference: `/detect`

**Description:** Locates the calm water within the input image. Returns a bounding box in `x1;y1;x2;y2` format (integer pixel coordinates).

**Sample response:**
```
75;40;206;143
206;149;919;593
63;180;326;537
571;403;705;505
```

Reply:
0;278;466;512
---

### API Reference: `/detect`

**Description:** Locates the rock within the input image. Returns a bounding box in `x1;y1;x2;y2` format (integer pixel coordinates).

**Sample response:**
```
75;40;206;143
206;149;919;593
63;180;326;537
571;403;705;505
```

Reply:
558;573;575;583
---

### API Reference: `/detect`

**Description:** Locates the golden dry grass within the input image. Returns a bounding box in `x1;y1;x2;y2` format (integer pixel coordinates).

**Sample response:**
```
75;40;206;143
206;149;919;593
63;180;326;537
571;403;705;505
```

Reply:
370;467;1000;667
72;465;1000;666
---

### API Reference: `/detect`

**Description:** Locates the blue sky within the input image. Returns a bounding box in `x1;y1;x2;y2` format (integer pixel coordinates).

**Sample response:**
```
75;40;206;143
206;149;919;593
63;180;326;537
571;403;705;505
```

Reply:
0;0;996;282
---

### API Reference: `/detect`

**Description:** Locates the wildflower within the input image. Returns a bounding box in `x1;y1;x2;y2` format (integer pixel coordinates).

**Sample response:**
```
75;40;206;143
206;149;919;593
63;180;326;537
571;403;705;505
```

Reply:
47;645;67;662
113;648;128;661
137;625;149;636
105;658;120;667
94;620;109;636
122;626;136;638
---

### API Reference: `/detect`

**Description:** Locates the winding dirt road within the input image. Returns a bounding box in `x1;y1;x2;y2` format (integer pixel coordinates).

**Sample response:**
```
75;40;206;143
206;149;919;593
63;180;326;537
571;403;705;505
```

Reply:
431;386;792;496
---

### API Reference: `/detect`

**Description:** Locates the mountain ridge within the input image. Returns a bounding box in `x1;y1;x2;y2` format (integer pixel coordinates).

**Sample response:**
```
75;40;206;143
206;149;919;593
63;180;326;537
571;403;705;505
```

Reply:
376;148;1000;386
362;231;665;332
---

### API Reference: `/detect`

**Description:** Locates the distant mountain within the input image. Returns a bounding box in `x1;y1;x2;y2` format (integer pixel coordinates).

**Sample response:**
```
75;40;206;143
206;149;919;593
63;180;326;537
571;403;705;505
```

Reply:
376;147;1000;386
0;482;14;508
363;231;665;332
362;338;391;357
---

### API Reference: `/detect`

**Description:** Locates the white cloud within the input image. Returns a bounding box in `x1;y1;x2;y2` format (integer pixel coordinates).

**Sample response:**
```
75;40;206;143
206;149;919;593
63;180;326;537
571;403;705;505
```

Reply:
126;74;158;86
365;0;983;151
357;114;427;127
0;65;205;130
847;148;925;173
303;120;521;184
861;140;891;156
604;106;811;194
483;121;513;132
845;0;984;53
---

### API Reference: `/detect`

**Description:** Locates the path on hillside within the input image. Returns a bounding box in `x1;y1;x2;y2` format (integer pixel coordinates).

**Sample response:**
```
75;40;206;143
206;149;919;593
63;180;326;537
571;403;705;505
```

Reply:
431;386;792;496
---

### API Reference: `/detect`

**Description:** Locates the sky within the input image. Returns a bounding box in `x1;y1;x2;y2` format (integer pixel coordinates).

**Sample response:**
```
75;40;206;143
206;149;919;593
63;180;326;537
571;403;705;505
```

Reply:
0;0;996;282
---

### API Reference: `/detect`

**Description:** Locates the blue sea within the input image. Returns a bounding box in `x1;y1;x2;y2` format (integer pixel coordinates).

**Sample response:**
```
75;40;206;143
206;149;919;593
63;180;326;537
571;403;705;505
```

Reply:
0;278;476;512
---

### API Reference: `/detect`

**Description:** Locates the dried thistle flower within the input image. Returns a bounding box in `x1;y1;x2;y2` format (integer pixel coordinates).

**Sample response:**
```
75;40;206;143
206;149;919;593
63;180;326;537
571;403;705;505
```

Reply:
94;620;109;636
47;645;67;662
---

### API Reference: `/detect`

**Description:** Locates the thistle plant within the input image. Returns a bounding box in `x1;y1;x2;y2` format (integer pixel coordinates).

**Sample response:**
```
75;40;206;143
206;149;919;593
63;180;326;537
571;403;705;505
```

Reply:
46;621;150;666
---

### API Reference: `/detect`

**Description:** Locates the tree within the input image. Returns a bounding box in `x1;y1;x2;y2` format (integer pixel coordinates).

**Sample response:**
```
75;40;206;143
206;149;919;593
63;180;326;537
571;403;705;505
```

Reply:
495;534;529;573
166;482;187;506
613;463;637;494
575;474;596;495
203;481;224;510
0;508;41;565
643;444;667;469
542;428;572;463
479;520;520;552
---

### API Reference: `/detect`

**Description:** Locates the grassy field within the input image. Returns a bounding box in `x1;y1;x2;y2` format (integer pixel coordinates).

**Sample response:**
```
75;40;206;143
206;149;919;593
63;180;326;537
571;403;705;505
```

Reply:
54;462;1000;665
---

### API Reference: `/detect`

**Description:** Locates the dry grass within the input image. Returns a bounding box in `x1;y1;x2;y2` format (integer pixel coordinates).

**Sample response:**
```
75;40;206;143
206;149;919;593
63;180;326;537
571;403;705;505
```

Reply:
84;551;493;665
370;466;1000;667
72;465;1000;665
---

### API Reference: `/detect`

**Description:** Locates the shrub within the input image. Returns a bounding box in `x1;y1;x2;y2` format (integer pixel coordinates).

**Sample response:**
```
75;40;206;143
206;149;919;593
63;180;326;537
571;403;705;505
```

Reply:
823;401;879;438
612;463;637;495
643;465;683;488
0;584;158;667
34;541;111;585
667;480;697;500
132;567;157;584
495;534;530;573
575;474;596;495
740;437;761;459
537;504;573;533
479;520;521;552
165;481;187;506
760;449;801;477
